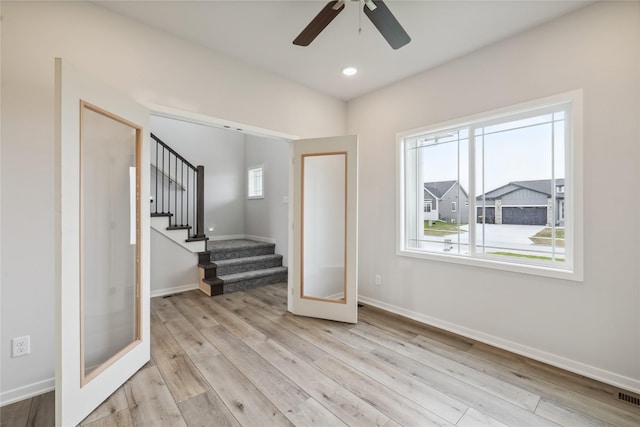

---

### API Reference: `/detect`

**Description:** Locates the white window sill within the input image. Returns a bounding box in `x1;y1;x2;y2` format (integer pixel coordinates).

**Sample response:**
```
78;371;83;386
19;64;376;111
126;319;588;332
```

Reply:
397;248;583;282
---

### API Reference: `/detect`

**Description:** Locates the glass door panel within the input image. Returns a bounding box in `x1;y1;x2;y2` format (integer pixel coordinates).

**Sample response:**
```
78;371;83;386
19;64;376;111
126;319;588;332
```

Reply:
80;102;141;383
301;153;346;302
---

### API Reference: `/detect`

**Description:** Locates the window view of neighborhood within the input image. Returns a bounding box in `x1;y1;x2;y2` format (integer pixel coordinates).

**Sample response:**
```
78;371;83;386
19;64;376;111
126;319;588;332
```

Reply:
403;106;569;268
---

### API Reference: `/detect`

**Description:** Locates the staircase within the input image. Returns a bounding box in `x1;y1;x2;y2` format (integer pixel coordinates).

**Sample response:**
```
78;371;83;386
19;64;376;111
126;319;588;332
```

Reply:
197;239;288;296
151;132;287;296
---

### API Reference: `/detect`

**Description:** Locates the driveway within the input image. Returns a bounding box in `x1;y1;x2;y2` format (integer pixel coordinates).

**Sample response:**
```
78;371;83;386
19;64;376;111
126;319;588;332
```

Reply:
421;224;564;255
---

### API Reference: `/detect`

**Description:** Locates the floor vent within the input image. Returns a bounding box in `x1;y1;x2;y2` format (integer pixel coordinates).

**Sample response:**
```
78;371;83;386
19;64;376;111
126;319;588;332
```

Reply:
617;391;640;407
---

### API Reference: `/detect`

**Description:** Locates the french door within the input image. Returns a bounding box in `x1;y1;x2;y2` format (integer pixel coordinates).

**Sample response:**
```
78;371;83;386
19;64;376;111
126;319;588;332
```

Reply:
291;135;358;323
55;58;150;426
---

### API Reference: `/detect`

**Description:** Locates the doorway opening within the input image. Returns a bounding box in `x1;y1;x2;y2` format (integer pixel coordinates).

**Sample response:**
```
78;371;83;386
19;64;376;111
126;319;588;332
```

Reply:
147;106;295;301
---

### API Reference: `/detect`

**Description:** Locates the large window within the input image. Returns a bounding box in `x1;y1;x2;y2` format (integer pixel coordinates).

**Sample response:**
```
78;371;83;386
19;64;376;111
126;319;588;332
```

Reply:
398;92;582;280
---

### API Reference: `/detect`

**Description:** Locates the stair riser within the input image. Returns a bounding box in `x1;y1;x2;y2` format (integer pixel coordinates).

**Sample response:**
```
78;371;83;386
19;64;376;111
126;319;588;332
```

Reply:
217;257;283;276
210;246;274;261
222;272;288;294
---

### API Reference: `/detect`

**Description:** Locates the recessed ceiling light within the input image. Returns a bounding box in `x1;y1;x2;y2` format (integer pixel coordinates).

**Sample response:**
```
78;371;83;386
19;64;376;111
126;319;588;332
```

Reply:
342;66;358;77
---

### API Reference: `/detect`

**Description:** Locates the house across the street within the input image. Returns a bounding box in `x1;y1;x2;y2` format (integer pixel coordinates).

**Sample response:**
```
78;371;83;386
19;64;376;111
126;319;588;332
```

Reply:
476;179;565;226
423;180;469;223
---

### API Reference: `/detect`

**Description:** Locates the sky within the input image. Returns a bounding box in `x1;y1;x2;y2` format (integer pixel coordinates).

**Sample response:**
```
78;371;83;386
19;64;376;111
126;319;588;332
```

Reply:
418;114;565;193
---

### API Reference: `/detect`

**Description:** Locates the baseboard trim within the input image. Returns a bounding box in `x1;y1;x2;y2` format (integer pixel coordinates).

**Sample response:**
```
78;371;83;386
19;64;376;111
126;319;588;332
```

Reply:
357;295;640;394
208;234;246;241
150;283;199;298
244;234;277;244
0;378;55;407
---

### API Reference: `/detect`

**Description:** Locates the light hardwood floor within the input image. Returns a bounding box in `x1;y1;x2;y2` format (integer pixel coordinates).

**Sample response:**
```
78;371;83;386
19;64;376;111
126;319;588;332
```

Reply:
2;282;640;426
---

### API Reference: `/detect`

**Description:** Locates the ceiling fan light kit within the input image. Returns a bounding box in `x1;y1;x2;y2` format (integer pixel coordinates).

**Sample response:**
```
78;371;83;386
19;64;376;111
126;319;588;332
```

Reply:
293;0;411;50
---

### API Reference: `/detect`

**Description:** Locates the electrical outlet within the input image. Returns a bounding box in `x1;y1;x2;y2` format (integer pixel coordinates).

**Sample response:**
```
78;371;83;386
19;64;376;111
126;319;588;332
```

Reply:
12;336;30;357
375;274;381;286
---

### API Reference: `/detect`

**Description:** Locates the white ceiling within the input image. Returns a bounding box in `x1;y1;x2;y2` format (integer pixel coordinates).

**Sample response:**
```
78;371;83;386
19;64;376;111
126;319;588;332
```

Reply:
95;0;592;101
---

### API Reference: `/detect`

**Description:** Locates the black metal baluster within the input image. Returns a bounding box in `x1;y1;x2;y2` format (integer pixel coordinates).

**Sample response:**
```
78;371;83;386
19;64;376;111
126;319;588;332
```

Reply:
161;145;165;214
186;166;190;236
180;160;184;226
193;168;197;236
174;155;178;225
154;140;158;214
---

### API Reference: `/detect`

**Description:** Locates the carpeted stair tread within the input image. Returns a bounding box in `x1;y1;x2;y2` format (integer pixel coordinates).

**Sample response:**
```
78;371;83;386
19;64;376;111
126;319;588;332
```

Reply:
219;266;288;284
207;239;276;261
214;254;281;266
200;239;288;294
214;254;283;275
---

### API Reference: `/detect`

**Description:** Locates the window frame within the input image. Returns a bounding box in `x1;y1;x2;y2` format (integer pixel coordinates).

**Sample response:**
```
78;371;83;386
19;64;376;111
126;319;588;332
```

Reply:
247;165;265;200
396;90;583;281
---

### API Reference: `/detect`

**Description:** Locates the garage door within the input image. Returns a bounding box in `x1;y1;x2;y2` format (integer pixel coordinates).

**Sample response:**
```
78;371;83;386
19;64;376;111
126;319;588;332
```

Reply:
476;207;495;224
502;207;547;225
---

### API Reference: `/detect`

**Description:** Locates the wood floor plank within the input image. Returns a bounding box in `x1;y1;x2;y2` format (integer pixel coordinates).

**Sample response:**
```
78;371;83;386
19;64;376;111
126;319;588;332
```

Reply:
213;292;248;311
246;286;288;310
200;325;310;412
154;351;211;403
456;408;510;427
251;338;390;426
168;293;220;330
411;335;640;427
164;319;221;363
469;340;640;416
187;293;267;347
264;283;289;299
80;388;129;425
232;306;328;363
535;399;615;427
150;309;184;357
151;296;185;323
150;308;211;403
364;342;556;427
274;312;469;424
284;397;349;427
25;391;54;427
178;390;241;427
359;305;474;351
313;356;453;426
81;409;134;427
0;397;31;427
124;363;186;426
161;297;221;362
351;321;541;411
195;354;293;427
225;291;285;321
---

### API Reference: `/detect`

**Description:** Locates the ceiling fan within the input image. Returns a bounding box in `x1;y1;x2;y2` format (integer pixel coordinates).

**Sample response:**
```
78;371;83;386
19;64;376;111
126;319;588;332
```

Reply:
293;0;411;50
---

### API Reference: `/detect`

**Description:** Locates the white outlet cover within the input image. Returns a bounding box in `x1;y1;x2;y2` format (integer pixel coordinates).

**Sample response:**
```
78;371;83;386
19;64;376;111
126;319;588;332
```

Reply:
12;336;30;357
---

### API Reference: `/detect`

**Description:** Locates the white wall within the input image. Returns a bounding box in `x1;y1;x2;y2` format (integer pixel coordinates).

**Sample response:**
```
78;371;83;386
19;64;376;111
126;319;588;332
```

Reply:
348;1;640;392
0;0;345;403
149;229;199;296
244;135;290;265
150;116;246;237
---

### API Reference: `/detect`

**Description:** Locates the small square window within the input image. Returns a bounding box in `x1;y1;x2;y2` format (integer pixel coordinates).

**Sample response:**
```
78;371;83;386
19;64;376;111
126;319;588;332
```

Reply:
248;166;264;199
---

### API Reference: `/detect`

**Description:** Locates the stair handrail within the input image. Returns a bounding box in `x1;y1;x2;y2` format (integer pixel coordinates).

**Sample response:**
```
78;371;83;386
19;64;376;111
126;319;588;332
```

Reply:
151;132;205;239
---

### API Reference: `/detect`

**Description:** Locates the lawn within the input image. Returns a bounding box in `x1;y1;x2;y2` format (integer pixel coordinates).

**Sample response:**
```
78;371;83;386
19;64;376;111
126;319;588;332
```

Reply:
489;252;565;262
424;220;467;236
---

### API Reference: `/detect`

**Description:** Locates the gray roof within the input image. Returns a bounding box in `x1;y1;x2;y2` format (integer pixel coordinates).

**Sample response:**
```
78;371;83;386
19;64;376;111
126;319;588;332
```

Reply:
424;180;457;199
479;179;565;200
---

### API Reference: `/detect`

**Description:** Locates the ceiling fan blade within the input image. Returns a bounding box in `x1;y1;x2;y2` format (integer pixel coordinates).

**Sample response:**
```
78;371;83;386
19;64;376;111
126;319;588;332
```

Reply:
293;0;345;46
363;0;411;50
